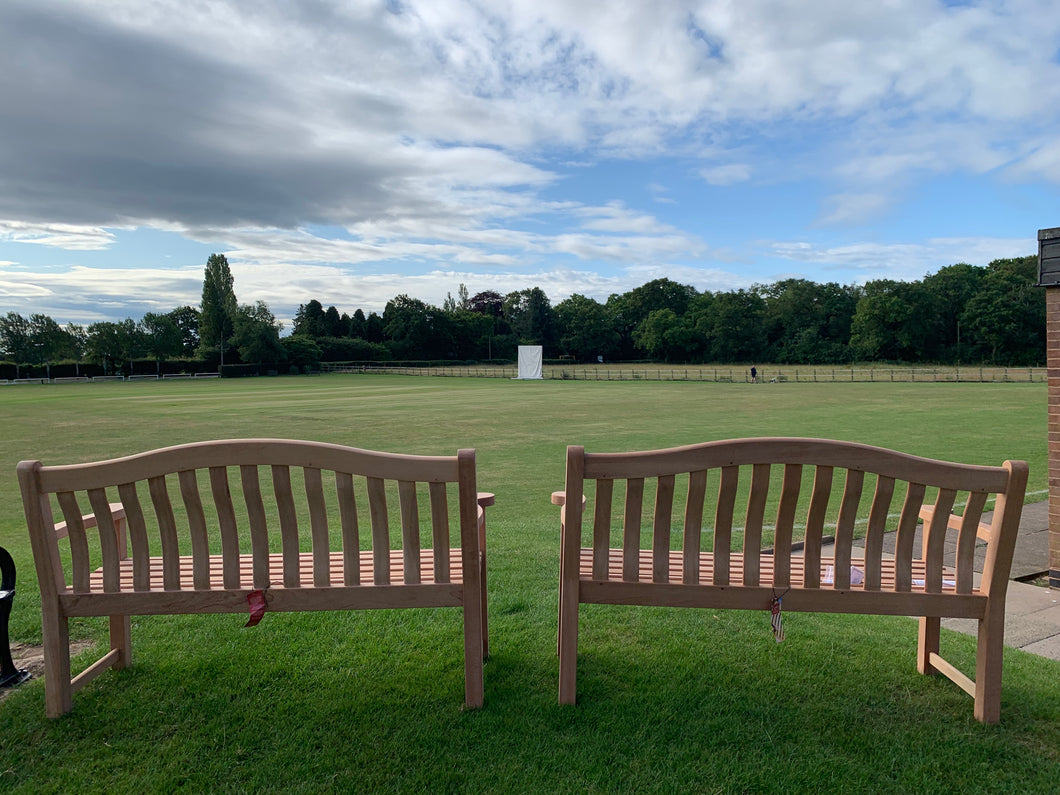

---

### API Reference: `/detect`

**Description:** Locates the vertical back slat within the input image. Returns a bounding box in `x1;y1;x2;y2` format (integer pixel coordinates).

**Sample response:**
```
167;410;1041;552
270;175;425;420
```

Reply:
57;492;91;592
338;472;361;585
652;474;675;583
682;470;707;585
863;475;895;591
592;479;614;580
148;475;181;590
772;464;802;588
924;489;957;592
802;466;833;589
87;489;121;593
622;478;645;582
272;465;301;588
118;482;151;591
367;476;390;585
428;481;449;583
712;466;738;586
832;469;864;589
955;491;988;593
209;466;242;589
178;470;211;590
304;467;331;587
399;480;421;585
742;463;770;586
894;482;927;591
240;465;271;589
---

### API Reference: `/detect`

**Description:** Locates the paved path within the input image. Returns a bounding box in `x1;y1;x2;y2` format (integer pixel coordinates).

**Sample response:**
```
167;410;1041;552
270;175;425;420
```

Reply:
941;500;1060;661
823;500;1060;661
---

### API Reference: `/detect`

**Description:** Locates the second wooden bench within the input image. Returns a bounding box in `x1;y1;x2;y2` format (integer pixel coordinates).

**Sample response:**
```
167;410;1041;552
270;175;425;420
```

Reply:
553;437;1027;723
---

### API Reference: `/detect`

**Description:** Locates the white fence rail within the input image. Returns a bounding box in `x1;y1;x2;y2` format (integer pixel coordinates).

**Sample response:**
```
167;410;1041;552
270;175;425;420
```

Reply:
323;364;1047;384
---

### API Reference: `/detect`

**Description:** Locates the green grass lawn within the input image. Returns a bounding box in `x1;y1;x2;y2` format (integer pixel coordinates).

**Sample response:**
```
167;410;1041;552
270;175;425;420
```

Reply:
0;375;1056;794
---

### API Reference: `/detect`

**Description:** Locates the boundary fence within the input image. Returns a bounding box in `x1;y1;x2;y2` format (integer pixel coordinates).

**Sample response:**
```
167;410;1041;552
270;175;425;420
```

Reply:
3;366;1046;386
0;372;220;386
323;363;1047;384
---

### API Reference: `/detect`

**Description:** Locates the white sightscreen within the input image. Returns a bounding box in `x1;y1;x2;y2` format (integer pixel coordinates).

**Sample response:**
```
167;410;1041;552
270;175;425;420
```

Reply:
516;346;543;379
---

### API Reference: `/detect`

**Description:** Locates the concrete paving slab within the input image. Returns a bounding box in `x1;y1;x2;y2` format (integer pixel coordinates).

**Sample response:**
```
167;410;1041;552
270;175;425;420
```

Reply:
1021;634;1060;659
819;500;1060;661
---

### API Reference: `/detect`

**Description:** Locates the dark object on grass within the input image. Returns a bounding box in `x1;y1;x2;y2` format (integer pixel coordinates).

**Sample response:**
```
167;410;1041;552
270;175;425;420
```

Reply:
0;545;31;688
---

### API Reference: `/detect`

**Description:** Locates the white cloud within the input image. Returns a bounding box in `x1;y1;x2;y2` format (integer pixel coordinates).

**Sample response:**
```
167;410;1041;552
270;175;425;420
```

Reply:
770;236;1035;281
817;193;894;226
699;164;751;186
1;1;1059;324
0;220;117;250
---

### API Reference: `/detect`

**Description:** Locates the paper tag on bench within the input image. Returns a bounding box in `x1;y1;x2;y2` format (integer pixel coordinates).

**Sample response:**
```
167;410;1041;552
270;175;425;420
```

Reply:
245;589;267;627
770;597;784;643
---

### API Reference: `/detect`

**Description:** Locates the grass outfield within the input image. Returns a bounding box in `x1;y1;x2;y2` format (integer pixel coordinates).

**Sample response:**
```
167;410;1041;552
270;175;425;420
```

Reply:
0;375;1056;793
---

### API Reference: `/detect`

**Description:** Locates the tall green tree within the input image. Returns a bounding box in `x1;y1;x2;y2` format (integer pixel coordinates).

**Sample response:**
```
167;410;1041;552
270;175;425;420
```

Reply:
762;279;858;363
141;312;184;373
198;253;237;358
555;294;620;361
607;278;698;358
85;319;142;375
384;295;447;359
0;312;32;363
632;309;694;361
349;308;367;339
323;305;343;337
706;289;767;362
231;301;285;364
292;300;326;337
961;256;1043;365
921;264;983;362
849;280;938;362
168;306;201;356
504;287;557;354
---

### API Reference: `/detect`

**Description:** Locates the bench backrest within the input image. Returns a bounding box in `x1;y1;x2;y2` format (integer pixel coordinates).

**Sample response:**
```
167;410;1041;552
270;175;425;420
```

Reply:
19;439;480;596
561;437;1027;596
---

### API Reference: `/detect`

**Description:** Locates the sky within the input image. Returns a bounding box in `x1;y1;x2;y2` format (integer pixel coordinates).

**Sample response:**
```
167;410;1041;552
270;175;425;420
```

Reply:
1;0;1059;329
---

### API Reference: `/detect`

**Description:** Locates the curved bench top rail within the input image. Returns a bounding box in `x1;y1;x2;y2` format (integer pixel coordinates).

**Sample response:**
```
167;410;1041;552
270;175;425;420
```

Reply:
576;437;1016;493
21;439;467;493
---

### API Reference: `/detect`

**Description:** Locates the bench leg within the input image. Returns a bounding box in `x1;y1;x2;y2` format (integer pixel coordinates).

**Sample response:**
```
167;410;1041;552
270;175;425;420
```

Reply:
462;599;485;709
479;550;489;661
42;610;72;718
557;583;579;705
917;616;940;675
974;608;1005;724
110;614;132;669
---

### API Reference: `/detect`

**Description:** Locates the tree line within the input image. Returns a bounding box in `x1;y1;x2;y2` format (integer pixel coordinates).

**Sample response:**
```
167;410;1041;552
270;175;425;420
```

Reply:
287;254;1044;367
0;253;1045;377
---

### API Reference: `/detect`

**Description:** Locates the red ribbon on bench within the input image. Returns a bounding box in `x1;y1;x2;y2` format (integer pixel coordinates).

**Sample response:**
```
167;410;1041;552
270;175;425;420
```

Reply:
245;589;267;627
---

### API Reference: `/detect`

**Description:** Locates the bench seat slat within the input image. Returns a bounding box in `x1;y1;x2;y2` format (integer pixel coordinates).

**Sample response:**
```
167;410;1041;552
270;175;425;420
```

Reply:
80;549;464;596
576;547;968;593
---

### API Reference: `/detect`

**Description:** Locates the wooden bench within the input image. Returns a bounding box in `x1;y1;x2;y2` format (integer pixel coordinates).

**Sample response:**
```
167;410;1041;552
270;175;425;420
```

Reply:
18;438;491;717
553;437;1027;723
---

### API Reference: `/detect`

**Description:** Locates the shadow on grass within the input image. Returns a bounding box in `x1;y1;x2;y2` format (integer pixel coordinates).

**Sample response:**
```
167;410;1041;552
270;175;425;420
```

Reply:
1;608;1059;794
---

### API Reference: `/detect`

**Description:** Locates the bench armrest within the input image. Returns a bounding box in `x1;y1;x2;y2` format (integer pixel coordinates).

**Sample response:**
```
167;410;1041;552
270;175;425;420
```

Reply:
53;502;127;541
918;505;991;542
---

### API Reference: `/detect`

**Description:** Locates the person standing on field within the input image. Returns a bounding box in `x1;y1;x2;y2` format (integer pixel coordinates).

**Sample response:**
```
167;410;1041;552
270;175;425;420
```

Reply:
750;364;757;384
